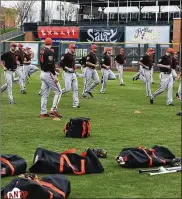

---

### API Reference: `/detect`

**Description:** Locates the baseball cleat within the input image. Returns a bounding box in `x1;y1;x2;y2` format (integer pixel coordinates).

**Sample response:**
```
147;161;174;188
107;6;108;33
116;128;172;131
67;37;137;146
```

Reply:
72;105;80;108
40;114;50;118
82;95;88;99
152;82;154;84
100;91;106;94
92;148;107;158
167;103;175;106
49;111;62;118
21;90;27;94
132;77;136;81
120;83;126;86
150;98;154;104
87;91;94;98
176;111;182;116
9;101;16;104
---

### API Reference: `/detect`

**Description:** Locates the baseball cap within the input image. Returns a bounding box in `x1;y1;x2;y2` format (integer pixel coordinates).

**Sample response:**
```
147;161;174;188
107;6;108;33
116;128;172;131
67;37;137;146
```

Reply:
105;47;112;52
44;38;53;45
69;43;77;49
18;43;23;47
25;47;31;50
91;44;97;50
167;48;175;54
10;42;17;47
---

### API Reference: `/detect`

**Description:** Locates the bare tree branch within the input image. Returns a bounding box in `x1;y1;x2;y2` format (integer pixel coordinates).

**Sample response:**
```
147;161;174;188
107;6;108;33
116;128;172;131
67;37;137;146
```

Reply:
60;2;77;21
11;1;35;29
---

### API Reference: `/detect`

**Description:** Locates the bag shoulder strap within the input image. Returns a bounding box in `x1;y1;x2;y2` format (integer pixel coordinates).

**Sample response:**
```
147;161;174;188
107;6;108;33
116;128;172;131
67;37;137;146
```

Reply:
138;146;153;167
60;154;85;175
149;149;166;165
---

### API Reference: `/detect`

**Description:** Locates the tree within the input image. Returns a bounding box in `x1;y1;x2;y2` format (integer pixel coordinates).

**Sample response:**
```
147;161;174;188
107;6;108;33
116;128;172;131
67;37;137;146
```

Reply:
45;2;54;23
12;1;36;29
59;2;78;21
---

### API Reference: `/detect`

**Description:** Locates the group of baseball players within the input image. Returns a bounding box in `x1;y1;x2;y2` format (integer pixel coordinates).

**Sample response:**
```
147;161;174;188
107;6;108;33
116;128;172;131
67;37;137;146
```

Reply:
1;42;38;103
1;38;181;117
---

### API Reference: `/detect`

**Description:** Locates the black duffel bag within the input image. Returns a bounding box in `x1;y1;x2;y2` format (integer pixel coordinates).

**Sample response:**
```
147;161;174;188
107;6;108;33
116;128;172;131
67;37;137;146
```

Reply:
29;147;104;175
1;174;70;199
116;145;177;168
1;154;27;177
63;117;91;138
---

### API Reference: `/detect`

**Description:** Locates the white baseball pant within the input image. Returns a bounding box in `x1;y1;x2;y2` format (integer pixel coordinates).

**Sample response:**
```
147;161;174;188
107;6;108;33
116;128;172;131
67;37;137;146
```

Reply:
3;70;14;103
151;66;154;83
23;64;38;83
62;71;79;106
143;69;152;97
16;66;25;91
83;67;99;94
116;64;124;84
178;82;181;101
151;73;173;105
100;69;116;93
40;71;62;114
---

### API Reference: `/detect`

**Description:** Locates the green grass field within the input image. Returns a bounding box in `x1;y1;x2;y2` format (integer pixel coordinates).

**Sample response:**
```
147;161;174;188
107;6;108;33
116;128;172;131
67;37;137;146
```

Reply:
1;70;181;198
0;28;18;35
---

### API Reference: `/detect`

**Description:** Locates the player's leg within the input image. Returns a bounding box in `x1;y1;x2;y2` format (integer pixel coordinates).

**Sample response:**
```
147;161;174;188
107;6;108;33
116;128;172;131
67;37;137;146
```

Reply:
108;69;116;80
28;64;38;77
88;69;100;92
82;67;92;97
1;83;8;93
62;72;72;94
72;73;79;107
117;64;125;85
4;71;14;104
176;81;182;116
151;66;154;84
100;69;109;94
171;69;177;86
15;66;26;94
150;73;168;103
167;74;174;105
144;69;152;97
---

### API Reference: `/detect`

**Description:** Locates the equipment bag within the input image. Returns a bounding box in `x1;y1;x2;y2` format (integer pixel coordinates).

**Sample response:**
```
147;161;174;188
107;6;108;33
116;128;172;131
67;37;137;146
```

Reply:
1;154;27;177
63;117;91;138
116;145;176;168
29;147;104;174
1;174;70;199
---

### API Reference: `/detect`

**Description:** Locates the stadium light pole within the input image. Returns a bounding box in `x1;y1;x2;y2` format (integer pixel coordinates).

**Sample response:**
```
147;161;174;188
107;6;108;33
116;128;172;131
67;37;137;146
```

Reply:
168;0;170;24
90;0;92;23
117;0;119;24
126;0;128;23
156;0;158;24
107;0;109;27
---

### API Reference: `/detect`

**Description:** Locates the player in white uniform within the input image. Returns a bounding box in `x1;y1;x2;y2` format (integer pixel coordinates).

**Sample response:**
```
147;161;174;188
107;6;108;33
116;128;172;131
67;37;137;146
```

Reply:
150;48;175;106
61;44;80;108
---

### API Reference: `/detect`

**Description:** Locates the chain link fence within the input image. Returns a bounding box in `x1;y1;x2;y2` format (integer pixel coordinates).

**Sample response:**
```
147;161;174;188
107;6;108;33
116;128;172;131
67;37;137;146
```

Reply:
1;41;180;72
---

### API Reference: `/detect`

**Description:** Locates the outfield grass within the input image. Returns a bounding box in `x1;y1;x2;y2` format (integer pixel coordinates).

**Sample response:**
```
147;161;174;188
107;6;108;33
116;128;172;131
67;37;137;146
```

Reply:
1;70;181;198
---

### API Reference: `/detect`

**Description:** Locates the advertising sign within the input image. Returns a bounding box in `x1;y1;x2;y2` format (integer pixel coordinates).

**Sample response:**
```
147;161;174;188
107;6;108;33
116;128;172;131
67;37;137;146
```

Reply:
125;26;170;47
80;27;124;42
38;26;79;45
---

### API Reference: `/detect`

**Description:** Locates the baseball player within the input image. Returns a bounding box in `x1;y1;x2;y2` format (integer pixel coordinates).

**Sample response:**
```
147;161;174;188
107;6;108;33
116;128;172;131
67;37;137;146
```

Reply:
176;72;182;116
60;44;80;108
15;43;26;94
114;48;126;86
133;48;155;84
138;48;155;97
82;44;100;98
0;43;18;104
150;48;175;106
100;47;116;94
23;47;38;84
40;38;62;118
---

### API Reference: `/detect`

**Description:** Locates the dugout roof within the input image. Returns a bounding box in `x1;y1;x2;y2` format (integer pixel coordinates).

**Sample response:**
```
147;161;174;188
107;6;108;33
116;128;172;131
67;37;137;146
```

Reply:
65;0;181;7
